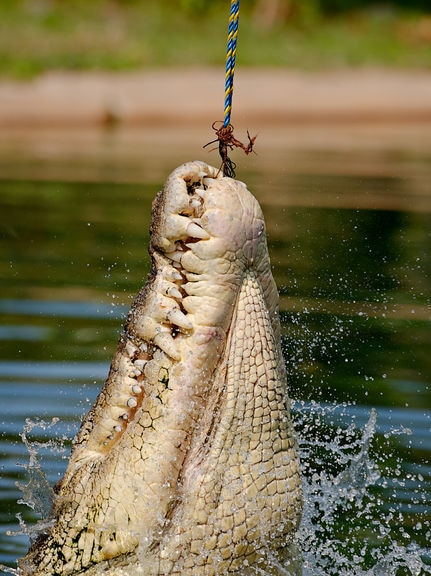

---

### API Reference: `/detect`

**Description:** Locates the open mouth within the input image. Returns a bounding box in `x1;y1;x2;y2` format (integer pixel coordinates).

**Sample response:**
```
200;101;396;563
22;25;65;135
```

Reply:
72;160;269;462
73;162;232;457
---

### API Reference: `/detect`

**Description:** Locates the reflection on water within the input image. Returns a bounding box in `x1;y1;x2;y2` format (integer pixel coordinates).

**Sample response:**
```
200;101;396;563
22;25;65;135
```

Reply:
0;129;430;574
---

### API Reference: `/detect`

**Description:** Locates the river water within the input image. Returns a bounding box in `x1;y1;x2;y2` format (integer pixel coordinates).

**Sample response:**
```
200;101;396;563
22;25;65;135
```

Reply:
0;124;430;574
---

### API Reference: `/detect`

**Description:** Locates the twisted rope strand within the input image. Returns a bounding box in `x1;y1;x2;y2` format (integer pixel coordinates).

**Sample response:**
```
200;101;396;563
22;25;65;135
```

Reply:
203;0;255;177
223;0;240;127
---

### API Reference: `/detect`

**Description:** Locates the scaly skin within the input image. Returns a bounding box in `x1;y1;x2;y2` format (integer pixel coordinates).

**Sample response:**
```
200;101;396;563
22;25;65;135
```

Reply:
19;162;302;575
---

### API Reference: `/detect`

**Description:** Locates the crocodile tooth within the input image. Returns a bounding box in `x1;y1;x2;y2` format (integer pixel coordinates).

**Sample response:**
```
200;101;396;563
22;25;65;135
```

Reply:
134;359;147;370
190;198;201;209
127;398;138;408
114;425;122;433
153;332;180;360
185;271;201;282
164;267;183;282
164;214;190;239
132;385;142;395
195;188;206;198
125;340;137;358
168;251;183;263
187;222;210;239
124;376;137;389
167;308;193;330
164;285;183;300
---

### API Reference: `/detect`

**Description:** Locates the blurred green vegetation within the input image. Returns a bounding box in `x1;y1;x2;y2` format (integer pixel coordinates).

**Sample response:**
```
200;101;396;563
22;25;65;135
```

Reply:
0;0;430;77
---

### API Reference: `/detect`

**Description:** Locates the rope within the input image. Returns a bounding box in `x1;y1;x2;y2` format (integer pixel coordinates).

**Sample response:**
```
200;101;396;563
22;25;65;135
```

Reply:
223;0;240;128
203;0;256;177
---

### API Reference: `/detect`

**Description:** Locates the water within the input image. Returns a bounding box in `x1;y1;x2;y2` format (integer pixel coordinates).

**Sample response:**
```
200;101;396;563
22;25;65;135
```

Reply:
0;125;430;574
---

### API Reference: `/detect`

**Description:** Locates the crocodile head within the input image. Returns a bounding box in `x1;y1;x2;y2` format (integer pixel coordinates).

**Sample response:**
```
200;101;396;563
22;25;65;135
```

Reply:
20;161;302;575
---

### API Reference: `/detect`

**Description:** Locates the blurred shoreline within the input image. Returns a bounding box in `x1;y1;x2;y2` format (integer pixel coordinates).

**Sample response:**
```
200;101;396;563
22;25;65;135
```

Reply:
1;67;431;128
1;67;430;185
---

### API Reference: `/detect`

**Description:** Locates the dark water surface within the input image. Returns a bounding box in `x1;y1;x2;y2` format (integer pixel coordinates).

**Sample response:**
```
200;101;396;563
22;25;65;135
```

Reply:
0;126;430;574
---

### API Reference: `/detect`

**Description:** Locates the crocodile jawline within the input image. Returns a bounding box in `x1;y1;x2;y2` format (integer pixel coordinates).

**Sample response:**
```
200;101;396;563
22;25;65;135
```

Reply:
20;161;302;575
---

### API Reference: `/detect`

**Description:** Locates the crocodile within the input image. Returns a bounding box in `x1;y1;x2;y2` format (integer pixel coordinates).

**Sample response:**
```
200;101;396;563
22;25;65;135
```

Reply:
19;161;302;575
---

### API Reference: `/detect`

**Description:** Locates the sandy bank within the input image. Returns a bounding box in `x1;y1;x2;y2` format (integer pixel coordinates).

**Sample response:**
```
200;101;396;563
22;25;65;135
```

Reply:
1;68;431;128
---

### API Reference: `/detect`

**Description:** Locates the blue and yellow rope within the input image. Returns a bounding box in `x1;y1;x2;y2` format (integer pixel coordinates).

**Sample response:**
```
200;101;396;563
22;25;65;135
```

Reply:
223;0;240;128
204;0;255;177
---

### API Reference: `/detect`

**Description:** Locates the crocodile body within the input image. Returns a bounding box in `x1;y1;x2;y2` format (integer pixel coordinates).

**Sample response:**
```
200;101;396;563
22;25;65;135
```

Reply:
20;162;302;575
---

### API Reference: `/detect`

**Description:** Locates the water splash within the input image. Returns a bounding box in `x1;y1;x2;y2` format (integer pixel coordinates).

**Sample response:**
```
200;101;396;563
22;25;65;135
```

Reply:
292;402;430;576
0;419;70;575
15;419;58;519
9;419;70;546
5;407;430;575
